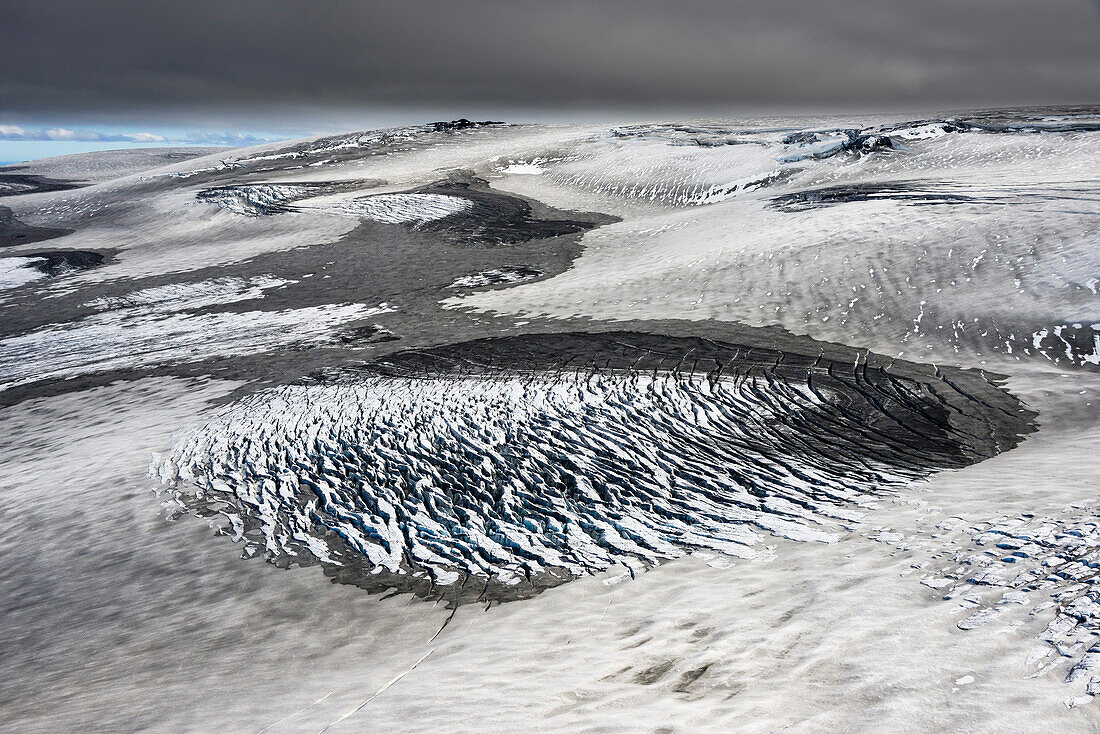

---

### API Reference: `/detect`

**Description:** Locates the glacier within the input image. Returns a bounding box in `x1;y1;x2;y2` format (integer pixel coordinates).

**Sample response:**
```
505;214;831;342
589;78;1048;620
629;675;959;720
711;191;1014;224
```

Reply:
155;331;1032;601
3;108;1100;731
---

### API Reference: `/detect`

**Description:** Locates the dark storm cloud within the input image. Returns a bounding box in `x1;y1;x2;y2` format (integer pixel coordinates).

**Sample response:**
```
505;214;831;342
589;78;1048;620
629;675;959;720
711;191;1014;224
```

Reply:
1;0;1098;118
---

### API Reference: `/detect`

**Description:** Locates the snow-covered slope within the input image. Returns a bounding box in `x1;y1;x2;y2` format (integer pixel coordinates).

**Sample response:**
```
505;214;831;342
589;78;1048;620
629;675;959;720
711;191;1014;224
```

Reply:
2;109;1100;731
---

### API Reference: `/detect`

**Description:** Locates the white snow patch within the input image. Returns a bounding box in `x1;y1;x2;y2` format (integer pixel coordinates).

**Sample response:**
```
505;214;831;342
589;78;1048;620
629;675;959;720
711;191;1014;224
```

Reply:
84;275;292;313
0;302;391;391
299;193;473;224
0;257;46;291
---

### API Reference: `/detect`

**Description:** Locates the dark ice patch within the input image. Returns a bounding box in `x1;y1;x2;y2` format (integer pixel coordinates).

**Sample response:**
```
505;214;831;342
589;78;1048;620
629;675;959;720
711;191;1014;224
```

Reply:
0;173;84;197
367;331;1031;465
335;323;399;345
771;182;976;212
633;660;677;685
407;176;603;245
22;250;108;276
0;206;71;247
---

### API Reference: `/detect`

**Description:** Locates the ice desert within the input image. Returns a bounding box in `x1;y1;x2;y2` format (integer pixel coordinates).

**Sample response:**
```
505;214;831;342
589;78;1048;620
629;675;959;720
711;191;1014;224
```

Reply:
2;109;1100;732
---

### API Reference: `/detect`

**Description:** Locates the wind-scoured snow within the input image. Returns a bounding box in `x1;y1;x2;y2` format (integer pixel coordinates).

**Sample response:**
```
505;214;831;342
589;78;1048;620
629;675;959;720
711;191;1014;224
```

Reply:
0;300;390;391
83;274;292;313
461;111;1100;375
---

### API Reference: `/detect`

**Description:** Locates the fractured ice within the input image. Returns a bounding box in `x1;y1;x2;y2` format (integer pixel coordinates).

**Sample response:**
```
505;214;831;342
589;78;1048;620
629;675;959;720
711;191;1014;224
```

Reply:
155;332;1033;602
915;507;1100;702
298;193;474;223
197;183;319;216
199;182;475;224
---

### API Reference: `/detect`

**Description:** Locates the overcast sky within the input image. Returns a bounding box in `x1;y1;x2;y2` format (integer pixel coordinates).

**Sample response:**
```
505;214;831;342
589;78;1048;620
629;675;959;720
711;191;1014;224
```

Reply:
2;0;1098;133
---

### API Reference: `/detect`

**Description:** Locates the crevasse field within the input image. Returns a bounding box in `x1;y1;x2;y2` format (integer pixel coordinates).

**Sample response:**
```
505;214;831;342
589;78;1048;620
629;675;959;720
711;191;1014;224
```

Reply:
1;109;1099;732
